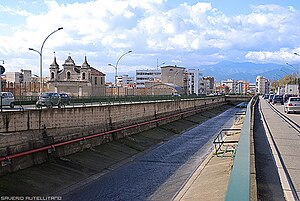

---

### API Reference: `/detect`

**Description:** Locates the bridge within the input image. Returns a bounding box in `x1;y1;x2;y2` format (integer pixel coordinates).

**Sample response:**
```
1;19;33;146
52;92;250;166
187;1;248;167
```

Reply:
1;95;298;200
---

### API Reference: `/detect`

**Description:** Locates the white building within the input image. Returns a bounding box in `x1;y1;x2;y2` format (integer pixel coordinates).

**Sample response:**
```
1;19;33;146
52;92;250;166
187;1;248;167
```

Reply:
136;69;161;88
187;69;204;95
116;75;134;86
256;76;270;95
221;79;245;94
284;84;299;96
5;70;32;83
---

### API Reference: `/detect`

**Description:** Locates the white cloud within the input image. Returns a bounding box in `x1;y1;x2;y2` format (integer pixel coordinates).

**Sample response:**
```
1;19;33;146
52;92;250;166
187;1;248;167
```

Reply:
0;5;32;17
245;48;300;63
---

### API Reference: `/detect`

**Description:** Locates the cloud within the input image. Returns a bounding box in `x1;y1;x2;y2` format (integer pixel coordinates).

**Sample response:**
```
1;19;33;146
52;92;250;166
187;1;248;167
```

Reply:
245;48;300;63
0;1;300;78
0;5;32;17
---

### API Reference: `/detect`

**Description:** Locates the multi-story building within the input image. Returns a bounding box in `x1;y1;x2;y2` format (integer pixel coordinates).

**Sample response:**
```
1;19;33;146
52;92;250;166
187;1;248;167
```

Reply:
48;55;106;96
187;69;204;95
5;70;32;83
243;82;250;94
221;79;245;94
116;75;134;86
136;69;161;88
256;76;270;95
161;65;188;94
203;76;215;95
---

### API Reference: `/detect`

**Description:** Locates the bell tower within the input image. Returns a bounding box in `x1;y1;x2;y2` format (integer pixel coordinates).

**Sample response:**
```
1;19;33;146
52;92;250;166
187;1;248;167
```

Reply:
49;56;59;81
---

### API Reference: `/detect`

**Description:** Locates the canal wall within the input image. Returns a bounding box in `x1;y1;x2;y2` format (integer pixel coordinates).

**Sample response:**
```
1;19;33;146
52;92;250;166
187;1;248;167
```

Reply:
0;97;226;175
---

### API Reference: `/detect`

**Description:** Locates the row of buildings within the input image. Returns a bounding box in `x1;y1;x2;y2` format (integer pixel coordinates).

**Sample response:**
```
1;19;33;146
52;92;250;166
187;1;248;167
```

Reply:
1;55;259;97
256;75;300;96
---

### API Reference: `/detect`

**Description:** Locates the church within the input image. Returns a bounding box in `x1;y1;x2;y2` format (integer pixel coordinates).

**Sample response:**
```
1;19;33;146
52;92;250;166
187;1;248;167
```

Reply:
48;55;106;97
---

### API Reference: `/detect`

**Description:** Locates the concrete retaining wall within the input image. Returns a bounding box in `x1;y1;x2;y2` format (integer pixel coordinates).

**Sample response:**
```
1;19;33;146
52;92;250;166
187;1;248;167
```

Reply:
0;96;225;175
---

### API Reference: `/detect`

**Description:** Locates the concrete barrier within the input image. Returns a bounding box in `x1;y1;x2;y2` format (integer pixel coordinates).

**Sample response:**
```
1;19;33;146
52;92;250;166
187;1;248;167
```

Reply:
0;97;226;175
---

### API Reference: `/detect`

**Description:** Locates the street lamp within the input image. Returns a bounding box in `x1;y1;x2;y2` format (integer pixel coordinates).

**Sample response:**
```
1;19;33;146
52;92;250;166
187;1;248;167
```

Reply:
108;50;132;86
156;59;165;70
0;60;4;93
286;62;298;83
29;27;63;94
280;69;289;75
286;63;299;94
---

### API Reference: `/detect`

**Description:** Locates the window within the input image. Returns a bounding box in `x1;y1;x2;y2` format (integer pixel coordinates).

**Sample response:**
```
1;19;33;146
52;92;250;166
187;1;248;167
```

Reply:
67;72;71;80
51;72;54;79
100;77;104;85
95;77;97;85
82;72;86;80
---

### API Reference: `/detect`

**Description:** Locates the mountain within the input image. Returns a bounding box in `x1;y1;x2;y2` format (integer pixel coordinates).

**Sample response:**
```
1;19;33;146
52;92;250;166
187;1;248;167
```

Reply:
197;61;298;83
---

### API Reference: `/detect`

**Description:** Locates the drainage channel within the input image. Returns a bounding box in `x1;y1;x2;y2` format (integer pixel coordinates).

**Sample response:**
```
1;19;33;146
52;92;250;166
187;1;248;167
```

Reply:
0;103;241;198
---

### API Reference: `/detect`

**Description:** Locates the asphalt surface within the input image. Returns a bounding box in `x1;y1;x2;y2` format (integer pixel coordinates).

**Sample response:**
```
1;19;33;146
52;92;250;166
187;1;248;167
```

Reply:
254;100;285;201
64;106;242;201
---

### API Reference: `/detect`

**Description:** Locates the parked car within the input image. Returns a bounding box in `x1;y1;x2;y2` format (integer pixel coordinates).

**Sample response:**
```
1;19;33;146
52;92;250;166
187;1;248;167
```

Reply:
59;93;71;105
263;94;269;99
0;92;15;108
267;94;274;103
283;94;293;103
284;97;300;114
271;94;283;105
36;92;61;108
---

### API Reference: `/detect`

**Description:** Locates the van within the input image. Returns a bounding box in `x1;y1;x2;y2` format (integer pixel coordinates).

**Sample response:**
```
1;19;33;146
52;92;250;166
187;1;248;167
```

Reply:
0;92;15;108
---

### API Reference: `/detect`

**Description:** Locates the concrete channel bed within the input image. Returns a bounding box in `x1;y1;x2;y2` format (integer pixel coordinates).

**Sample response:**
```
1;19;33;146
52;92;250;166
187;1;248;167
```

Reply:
0;103;244;200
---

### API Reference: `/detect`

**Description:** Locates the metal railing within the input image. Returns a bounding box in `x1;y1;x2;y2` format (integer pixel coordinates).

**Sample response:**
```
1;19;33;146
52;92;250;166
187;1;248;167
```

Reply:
213;128;241;157
4;94;220;108
225;97;256;201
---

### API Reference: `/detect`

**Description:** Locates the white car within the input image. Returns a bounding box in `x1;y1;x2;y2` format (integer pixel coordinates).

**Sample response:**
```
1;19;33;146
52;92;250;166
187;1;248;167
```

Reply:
0;92;15;108
284;97;300;114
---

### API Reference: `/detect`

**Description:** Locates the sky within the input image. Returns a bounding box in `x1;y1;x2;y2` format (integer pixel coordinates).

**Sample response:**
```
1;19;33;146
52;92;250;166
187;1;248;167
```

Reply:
1;0;300;81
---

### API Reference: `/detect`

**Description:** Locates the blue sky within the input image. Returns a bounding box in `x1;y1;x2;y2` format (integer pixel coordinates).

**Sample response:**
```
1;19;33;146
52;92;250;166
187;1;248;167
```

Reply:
1;0;300;81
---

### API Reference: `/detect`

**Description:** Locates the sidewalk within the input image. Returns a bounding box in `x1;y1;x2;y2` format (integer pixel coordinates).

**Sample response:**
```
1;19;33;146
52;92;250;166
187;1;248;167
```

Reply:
174;113;244;201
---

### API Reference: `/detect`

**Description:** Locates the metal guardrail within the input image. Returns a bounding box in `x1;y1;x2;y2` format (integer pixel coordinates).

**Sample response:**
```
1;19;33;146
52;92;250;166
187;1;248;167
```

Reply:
12;94;211;106
225;97;255;201
213;128;241;157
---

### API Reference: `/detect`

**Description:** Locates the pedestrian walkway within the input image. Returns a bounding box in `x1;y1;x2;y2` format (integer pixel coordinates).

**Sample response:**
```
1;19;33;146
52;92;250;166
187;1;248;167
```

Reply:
174;111;245;201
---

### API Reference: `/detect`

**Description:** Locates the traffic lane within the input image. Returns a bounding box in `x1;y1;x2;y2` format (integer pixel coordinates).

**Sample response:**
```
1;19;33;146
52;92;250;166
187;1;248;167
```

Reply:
64;107;241;201
272;103;300;125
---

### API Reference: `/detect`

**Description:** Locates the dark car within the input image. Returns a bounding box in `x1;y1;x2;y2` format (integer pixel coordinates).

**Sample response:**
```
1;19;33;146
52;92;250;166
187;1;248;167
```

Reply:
271;94;283;105
283;94;293;103
36;92;61;108
267;94;274;103
59;93;71;105
263;94;269;99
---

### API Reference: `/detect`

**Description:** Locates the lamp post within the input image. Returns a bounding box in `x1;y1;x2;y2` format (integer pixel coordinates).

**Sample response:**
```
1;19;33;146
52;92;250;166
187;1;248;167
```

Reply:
0;60;4;93
156;59;165;70
29;27;63;94
286;62;298;84
286;63;299;95
108;50;132;86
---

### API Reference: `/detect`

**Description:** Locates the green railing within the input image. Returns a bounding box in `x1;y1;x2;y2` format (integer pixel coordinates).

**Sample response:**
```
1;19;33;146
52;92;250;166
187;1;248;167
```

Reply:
225;97;256;201
14;94;213;106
